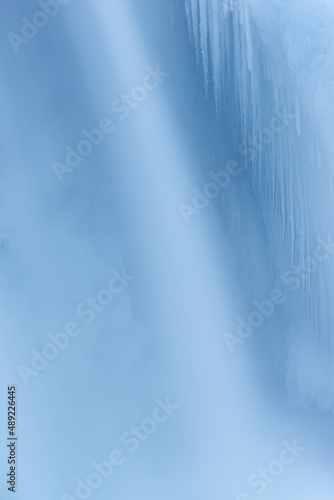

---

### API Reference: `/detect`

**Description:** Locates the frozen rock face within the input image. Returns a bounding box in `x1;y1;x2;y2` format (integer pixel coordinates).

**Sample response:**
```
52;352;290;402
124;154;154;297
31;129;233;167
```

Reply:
185;0;334;410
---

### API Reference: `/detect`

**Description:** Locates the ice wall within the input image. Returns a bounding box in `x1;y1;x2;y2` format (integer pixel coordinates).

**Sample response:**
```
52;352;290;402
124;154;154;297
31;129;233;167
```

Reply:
185;0;334;410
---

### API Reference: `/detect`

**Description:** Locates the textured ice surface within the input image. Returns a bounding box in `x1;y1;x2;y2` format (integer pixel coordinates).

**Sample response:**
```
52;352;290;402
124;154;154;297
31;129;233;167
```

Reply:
185;0;334;410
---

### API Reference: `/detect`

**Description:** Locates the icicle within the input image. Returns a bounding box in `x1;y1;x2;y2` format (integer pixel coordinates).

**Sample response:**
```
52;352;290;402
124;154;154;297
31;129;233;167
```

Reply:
199;0;209;93
208;0;223;112
188;0;201;65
